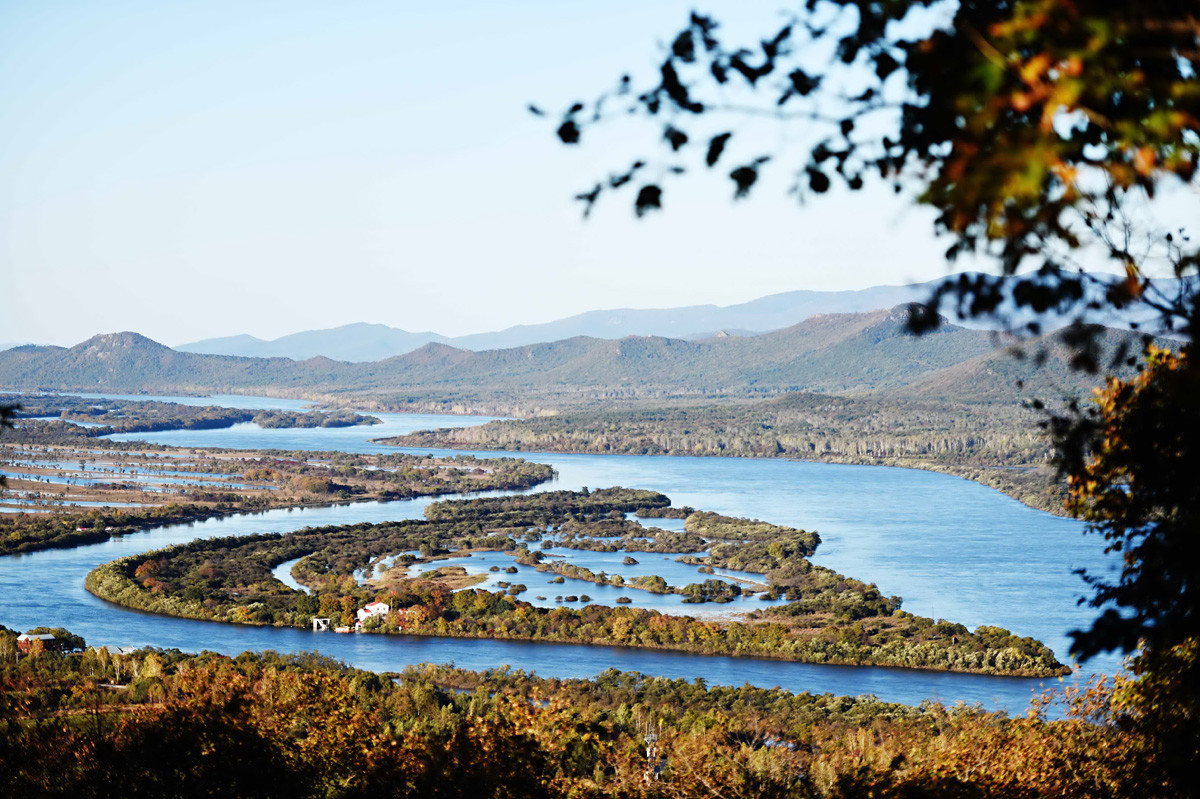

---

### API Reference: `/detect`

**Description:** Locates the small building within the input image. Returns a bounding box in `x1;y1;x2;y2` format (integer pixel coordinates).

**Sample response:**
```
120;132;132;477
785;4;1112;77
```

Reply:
17;633;60;654
356;602;389;624
354;601;390;631
311;617;331;632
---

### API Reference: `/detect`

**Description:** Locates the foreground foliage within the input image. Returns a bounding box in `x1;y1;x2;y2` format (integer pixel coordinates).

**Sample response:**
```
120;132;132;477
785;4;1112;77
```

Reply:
0;640;1188;798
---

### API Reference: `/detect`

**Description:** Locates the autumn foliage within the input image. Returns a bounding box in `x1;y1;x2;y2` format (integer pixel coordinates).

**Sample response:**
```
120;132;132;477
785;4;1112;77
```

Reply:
0;644;1187;798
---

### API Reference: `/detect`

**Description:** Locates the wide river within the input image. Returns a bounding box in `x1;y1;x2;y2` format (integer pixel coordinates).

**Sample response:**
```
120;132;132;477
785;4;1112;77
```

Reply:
0;395;1123;713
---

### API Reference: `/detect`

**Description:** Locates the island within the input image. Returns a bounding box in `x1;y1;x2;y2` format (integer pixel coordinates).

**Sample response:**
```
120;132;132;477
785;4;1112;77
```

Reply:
86;487;1068;677
0;436;553;555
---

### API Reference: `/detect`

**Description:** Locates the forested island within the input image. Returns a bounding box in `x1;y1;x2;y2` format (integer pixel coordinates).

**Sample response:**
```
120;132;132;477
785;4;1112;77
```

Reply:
7;393;381;436
0;439;553;555
86;488;1067;677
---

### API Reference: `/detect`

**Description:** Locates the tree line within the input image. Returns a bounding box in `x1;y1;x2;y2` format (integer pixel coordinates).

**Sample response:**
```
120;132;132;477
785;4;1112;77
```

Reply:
0;629;1179;798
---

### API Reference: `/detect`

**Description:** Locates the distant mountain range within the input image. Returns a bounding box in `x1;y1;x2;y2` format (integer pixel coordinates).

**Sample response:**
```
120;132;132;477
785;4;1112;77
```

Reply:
0;307;1130;407
175;272;1176;363
177;282;937;361
180;324;453;364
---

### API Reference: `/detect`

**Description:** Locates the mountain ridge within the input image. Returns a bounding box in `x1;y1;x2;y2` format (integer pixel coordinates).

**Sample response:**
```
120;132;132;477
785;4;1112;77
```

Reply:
176;282;936;361
161;272;1176;363
0;306;1128;407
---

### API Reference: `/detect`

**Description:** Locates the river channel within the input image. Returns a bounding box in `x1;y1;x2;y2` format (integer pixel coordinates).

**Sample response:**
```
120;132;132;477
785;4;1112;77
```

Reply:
0;394;1122;713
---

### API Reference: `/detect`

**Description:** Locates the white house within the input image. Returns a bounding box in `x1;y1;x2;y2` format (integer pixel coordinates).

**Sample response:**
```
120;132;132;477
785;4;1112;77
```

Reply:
355;601;390;628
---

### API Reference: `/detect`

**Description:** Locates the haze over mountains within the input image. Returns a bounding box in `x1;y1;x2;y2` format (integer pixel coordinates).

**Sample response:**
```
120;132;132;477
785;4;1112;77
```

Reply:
0;307;1127;407
174;271;1171;363
177;282;934;362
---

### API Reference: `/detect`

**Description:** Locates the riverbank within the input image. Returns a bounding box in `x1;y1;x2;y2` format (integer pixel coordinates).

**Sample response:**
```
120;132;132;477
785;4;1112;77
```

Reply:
379;434;1065;514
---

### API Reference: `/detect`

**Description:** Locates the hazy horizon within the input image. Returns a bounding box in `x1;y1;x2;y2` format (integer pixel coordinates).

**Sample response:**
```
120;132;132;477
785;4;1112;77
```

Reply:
0;0;979;348
2;275;935;351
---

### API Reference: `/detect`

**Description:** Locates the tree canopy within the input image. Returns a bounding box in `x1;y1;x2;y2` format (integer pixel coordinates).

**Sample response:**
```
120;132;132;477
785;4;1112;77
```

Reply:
546;1;1200;672
548;0;1200;344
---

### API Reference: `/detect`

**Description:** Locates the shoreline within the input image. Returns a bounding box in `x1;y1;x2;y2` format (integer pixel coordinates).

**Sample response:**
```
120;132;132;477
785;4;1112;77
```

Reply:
375;435;1068;516
83;576;1070;681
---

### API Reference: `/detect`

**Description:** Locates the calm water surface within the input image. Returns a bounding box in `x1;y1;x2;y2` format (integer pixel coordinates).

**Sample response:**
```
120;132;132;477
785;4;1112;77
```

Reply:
0;392;1122;712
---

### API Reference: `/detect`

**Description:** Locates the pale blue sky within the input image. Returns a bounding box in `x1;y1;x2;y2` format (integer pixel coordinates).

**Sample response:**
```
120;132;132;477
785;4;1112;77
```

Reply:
1;0;962;347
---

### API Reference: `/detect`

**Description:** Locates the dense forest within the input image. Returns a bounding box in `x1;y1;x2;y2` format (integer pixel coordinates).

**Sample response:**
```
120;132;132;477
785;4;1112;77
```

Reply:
84;489;1067;677
0;633;1179;798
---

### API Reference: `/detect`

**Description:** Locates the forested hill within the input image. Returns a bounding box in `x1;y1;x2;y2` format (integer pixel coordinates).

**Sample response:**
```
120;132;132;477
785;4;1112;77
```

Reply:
0;310;1132;405
0;332;340;394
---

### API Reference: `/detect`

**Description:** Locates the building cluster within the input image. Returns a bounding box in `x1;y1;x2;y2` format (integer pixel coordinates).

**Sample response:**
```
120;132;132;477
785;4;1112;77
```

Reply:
311;601;420;634
16;632;65;654
12;631;138;659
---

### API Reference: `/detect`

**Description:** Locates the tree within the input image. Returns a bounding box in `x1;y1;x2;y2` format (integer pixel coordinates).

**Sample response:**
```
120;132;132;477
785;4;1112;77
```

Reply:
550;0;1200;761
1055;347;1200;659
551;3;1200;787
547;1;1199;348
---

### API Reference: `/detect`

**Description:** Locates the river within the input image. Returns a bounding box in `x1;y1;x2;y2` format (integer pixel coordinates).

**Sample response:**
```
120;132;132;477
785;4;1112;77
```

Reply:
0;394;1121;713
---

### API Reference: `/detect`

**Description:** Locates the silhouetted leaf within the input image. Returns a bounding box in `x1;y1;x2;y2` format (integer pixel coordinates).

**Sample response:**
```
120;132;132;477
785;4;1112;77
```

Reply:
664;125;689;151
706;133;732;167
807;168;830;193
557;120;581;144
671;31;695;62
788;68;819;96
905;303;940;334
730;165;759;198
730;52;772;85
660;61;703;112
635;184;662;217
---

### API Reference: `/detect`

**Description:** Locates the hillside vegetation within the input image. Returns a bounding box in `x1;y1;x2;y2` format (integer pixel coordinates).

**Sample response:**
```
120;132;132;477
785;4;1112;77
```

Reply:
0;310;1135;408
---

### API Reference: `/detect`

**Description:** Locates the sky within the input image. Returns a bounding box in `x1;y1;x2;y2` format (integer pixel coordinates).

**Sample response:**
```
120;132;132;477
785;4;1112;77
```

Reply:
0;0;968;347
